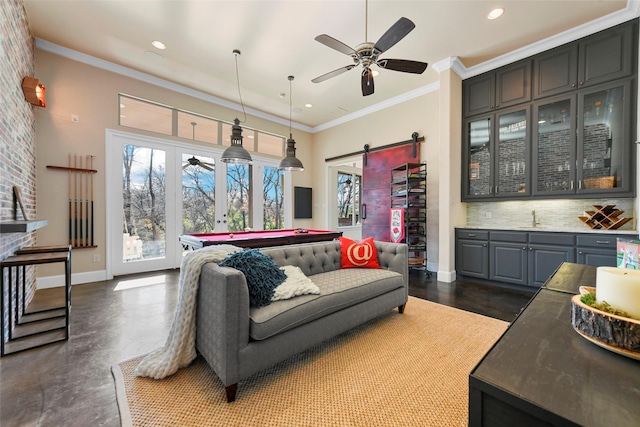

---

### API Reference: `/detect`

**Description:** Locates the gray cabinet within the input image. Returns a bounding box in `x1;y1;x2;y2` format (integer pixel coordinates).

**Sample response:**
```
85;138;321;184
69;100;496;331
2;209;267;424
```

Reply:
464;61;531;117
489;232;528;286
527;233;575;287
455;228;624;288
576;234;617;266
532;79;633;197
462;19;636;202
455;230;489;279
463;106;530;199
533;21;634;99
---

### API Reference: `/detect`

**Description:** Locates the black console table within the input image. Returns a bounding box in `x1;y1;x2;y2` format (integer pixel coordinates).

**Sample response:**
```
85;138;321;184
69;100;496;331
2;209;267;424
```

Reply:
469;262;640;426
1;245;71;356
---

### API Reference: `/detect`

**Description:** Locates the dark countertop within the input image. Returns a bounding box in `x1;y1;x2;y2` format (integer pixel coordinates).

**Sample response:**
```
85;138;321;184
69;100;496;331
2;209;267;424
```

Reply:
470;262;640;427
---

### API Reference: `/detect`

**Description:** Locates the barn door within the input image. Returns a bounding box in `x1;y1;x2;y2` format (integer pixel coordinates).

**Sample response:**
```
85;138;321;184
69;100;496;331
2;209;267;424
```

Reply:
361;144;419;241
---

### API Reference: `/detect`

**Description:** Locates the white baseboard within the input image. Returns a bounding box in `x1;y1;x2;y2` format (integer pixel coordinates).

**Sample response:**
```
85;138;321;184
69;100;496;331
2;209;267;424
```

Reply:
37;269;109;289
437;270;456;283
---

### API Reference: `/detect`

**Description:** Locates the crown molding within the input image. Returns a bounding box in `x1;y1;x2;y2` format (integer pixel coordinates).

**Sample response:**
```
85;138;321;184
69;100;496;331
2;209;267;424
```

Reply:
460;4;640;79
35;38;314;134
311;82;440;133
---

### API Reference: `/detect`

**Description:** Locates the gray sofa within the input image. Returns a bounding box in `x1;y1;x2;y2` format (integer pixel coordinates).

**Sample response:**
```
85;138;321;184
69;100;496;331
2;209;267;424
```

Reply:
196;239;408;402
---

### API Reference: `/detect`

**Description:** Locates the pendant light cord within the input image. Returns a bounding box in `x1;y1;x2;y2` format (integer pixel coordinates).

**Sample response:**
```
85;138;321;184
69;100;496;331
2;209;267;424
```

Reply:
289;76;293;137
234;50;247;124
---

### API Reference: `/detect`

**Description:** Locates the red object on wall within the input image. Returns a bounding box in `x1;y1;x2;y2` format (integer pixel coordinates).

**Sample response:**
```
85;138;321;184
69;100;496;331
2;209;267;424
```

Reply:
361;144;419;242
390;208;405;243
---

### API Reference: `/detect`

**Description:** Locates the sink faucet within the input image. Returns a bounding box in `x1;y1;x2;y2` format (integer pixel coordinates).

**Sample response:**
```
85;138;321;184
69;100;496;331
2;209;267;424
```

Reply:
532;209;541;227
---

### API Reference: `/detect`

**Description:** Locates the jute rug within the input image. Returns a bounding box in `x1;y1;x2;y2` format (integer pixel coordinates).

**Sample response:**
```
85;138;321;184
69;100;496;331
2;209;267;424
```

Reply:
112;297;508;426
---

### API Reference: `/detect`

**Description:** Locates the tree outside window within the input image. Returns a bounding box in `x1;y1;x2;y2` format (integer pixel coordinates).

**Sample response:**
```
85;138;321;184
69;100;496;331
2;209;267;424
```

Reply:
337;172;361;227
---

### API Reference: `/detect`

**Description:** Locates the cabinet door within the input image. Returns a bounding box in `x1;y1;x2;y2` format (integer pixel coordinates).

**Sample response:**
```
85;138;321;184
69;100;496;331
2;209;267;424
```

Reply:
456;239;489;279
528;244;575;288
496;107;529;197
577;80;632;195
533;44;578;99
464;74;495;116
464;115;493;198
532;95;576;196
490;242;527;286
577;247;617;267
579;22;634;88
496;61;531;109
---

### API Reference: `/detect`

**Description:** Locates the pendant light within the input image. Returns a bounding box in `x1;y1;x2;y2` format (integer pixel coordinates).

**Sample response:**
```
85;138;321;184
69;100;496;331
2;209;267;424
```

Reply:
278;75;304;171
221;50;252;164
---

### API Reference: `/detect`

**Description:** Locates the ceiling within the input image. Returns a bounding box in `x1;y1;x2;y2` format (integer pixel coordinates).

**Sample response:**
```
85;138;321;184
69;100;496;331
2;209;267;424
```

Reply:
23;1;636;131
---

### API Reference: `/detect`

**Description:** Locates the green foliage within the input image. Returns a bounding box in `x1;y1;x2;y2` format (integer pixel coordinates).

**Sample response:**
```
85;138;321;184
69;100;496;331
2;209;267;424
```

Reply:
580;291;634;319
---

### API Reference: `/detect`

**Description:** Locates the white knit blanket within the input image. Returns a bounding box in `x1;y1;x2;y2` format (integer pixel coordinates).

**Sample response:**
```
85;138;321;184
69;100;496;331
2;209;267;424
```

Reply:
134;244;241;379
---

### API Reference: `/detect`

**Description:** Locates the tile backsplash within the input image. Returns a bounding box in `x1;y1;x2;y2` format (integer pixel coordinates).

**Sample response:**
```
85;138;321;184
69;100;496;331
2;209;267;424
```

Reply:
466;198;636;231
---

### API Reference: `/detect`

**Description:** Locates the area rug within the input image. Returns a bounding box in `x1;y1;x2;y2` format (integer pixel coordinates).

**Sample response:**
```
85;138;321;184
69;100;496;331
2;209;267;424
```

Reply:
112;297;508;426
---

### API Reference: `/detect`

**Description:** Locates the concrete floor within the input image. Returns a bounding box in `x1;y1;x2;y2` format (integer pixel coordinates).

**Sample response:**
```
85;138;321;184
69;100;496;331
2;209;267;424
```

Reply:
0;269;533;426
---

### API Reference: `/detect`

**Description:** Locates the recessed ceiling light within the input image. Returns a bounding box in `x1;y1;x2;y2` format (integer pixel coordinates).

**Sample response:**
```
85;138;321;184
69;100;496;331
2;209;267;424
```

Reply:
304;103;313;108
488;8;504;20
151;40;166;50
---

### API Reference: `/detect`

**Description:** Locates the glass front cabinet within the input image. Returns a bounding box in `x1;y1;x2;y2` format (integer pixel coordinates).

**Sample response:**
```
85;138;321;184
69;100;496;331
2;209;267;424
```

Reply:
532;79;633;197
464;107;530;199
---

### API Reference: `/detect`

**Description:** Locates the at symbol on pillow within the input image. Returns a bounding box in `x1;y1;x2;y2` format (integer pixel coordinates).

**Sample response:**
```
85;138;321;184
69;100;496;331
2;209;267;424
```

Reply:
339;236;381;269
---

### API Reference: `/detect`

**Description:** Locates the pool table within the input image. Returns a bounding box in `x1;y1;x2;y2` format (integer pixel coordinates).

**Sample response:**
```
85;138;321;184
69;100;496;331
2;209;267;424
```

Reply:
179;229;342;250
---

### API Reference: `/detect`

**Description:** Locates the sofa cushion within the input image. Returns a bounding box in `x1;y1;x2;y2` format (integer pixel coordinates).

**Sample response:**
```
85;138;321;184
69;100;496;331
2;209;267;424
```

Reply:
249;268;403;340
219;249;287;307
339;236;381;269
271;265;320;301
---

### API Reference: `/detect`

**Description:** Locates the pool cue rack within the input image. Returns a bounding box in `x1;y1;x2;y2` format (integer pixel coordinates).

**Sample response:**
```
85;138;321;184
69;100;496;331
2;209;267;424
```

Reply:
47;154;97;249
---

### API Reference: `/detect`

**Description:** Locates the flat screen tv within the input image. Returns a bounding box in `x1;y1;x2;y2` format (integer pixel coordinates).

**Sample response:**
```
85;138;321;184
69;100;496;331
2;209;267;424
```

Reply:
294;186;312;219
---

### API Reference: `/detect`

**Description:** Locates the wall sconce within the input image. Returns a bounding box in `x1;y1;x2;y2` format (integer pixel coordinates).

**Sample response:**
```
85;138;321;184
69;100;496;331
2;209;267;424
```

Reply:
22;76;46;107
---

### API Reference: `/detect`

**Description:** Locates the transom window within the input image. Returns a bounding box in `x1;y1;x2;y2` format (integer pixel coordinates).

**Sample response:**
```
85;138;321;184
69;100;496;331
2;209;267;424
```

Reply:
119;94;285;157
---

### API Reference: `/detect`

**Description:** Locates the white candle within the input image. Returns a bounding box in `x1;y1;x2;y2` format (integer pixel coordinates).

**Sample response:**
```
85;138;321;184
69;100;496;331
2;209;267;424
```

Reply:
596;267;640;319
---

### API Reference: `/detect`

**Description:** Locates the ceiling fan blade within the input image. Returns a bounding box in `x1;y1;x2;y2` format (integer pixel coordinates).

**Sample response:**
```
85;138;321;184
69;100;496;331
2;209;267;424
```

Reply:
377;58;428;74
361;69;375;96
314;34;357;56
312;65;355;83
200;164;214;171
372;17;415;54
182;164;190;170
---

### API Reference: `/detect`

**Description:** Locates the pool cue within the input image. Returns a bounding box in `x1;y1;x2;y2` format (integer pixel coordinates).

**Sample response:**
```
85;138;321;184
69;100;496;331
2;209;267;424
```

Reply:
90;155;94;247
68;154;72;246
79;155;84;246
86;155;90;247
74;154;78;247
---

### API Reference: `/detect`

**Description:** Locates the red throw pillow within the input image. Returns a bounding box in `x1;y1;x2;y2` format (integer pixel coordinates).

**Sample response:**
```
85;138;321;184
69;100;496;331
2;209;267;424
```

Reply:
340;236;381;269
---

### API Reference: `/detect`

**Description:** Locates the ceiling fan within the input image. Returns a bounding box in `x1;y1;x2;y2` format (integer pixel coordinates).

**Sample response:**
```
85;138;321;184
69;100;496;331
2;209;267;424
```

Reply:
311;1;428;96
183;156;214;171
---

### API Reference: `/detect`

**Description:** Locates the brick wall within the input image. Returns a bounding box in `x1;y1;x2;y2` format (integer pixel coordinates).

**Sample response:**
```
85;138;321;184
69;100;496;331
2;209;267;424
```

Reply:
1;0;37;344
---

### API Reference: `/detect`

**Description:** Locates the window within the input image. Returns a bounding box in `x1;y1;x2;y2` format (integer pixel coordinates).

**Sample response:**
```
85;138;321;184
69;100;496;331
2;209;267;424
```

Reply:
119;94;286;157
337;172;361;227
263;166;284;229
119;96;172;136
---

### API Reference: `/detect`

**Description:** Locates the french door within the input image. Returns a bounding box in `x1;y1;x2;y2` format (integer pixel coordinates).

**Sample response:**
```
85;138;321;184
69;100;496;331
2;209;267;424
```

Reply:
106;130;289;277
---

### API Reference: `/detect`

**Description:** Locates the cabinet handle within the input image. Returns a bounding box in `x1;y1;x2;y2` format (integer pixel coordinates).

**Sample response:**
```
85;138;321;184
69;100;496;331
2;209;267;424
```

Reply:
522;247;527;250
579;81;584;85
483;243;487;247
579;251;583;254
571;83;576;87
571;181;574;190
596;240;611;245
468;233;477;237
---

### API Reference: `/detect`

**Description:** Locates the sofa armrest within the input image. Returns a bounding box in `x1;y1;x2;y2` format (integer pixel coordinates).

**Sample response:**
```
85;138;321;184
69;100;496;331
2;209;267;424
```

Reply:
375;241;408;293
196;262;251;387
